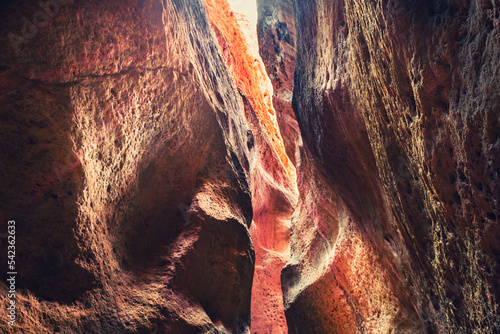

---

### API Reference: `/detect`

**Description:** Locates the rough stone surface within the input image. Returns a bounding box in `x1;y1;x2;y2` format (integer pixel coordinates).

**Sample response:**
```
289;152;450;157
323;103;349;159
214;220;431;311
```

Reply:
204;1;297;333
257;0;299;167
284;0;500;332
0;0;255;332
1;0;499;333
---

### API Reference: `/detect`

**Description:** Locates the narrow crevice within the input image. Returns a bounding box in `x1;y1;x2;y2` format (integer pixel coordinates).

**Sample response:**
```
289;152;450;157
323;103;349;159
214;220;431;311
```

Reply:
204;1;300;333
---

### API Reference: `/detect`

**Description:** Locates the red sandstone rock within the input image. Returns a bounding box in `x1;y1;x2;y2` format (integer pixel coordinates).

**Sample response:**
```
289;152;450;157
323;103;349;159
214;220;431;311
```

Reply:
1;0;498;333
203;1;297;333
0;0;254;332
257;0;299;167
284;0;500;332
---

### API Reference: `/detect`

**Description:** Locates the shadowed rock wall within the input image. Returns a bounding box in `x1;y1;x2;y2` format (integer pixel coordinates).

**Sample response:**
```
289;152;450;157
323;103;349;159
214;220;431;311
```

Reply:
284;0;499;332
1;0;498;332
0;0;255;332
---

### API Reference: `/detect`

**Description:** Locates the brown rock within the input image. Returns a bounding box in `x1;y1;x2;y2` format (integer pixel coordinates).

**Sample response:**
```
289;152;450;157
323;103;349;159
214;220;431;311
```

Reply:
0;0;254;332
284;0;500;332
1;0;498;332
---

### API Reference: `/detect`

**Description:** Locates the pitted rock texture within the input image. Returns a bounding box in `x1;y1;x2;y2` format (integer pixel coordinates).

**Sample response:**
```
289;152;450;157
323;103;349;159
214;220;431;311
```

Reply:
0;0;254;332
284;0;499;333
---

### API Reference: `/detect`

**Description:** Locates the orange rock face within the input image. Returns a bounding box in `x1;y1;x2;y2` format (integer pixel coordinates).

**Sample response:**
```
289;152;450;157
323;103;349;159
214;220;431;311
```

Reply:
204;0;296;192
203;1;298;333
257;0;299;167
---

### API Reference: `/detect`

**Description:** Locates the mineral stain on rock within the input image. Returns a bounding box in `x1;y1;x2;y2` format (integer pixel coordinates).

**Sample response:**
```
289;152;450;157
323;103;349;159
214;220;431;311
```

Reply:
0;0;498;333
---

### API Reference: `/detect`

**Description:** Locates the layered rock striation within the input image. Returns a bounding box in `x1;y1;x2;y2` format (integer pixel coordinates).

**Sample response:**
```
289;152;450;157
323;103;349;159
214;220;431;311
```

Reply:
284;0;500;332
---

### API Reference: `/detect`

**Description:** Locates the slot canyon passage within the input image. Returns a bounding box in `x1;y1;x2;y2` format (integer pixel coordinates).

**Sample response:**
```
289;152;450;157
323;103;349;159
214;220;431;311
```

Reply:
0;0;499;332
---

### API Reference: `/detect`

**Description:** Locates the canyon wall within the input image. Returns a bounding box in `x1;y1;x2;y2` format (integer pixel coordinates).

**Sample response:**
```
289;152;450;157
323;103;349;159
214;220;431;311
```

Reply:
283;0;499;332
0;0;255;332
1;0;499;333
203;1;297;332
257;0;299;167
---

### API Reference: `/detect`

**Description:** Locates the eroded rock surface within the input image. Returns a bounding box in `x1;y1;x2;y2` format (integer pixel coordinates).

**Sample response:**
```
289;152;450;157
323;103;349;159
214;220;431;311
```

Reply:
203;1;297;332
1;0;499;333
0;0;254;332
257;0;299;167
284;0;499;332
